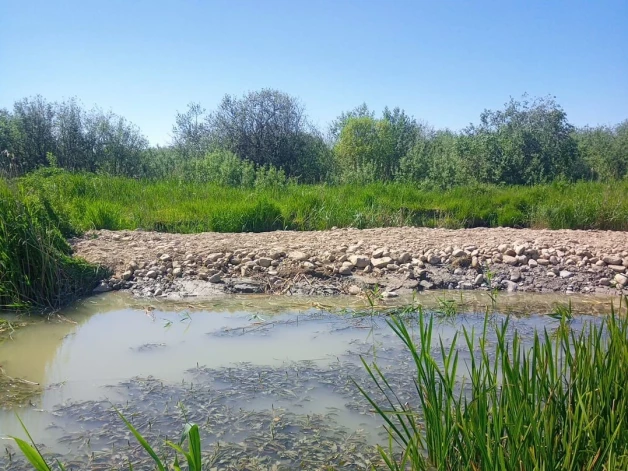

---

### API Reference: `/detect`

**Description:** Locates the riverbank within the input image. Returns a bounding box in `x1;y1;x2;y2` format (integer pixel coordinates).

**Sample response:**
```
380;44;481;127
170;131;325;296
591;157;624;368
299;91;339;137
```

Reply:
73;227;628;299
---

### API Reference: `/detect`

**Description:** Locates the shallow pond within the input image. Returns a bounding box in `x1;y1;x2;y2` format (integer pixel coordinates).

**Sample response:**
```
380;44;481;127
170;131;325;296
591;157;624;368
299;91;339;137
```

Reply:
0;292;619;470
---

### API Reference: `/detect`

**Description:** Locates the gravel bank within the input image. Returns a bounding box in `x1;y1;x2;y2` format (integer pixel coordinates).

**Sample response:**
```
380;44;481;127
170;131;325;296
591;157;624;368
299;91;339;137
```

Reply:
72;227;628;299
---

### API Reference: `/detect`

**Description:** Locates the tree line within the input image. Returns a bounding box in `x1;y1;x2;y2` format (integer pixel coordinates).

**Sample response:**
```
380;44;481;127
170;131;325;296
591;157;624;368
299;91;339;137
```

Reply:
1;90;626;186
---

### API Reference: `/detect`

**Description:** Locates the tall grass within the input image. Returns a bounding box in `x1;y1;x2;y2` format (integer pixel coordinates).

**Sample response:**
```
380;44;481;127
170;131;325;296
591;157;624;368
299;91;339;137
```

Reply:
357;300;628;470
0;179;105;311
16;170;628;233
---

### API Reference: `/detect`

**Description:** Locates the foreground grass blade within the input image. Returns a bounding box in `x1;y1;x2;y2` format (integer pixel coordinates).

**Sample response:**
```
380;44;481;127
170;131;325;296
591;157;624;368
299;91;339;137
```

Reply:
10;437;52;471
10;415;56;471
114;407;166;471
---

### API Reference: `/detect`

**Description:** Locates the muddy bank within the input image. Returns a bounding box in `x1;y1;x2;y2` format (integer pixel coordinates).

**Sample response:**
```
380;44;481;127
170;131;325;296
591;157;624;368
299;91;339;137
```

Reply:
71;227;628;299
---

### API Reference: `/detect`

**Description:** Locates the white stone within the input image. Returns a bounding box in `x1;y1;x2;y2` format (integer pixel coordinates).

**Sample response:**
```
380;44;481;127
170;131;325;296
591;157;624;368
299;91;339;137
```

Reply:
427;255;441;265
348;285;361;295
371;257;393;269
372;248;387;259
288;251;309;261
207;252;223;262
503;255;518;266
603;255;623;266
349;255;370;268
338;262;354;275
397;252;412;264
615;273;628;287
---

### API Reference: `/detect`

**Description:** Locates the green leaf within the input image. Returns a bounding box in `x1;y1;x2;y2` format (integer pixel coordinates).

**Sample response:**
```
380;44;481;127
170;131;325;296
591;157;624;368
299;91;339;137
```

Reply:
10;437;51;471
114;407;166;471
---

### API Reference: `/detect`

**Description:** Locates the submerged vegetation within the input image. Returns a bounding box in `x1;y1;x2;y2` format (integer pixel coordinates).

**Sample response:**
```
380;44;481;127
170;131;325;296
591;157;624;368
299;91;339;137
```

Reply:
9;298;628;470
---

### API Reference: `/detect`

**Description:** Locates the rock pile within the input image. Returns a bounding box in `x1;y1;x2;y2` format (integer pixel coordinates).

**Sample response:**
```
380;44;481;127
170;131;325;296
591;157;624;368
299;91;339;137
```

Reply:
83;231;628;298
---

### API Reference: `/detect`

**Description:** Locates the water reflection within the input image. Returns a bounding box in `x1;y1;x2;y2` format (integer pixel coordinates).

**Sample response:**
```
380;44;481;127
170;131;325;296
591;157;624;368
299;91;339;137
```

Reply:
0;291;620;469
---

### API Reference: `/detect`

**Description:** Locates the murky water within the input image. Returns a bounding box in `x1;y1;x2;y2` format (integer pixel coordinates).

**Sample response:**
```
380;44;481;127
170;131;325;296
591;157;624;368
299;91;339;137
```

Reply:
0;292;618;470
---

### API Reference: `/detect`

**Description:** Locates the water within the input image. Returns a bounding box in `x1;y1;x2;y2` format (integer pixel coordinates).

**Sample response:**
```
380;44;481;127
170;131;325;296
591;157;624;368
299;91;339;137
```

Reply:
0;291;616;470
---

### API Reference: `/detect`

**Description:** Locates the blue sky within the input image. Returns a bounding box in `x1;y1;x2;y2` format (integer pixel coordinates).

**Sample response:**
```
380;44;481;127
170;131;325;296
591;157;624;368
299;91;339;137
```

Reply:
1;0;626;145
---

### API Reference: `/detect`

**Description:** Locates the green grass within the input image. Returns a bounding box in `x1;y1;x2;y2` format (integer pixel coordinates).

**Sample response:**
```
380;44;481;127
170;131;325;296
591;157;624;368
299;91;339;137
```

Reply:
357;299;628;470
14;170;628;234
0;178;106;311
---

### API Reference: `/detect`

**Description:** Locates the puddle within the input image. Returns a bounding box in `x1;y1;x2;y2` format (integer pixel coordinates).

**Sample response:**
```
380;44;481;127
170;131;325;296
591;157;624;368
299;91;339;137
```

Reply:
0;291;617;470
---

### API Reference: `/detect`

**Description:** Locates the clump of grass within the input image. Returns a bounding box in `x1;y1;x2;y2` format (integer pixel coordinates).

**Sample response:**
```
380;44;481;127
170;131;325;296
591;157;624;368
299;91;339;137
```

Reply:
357;299;628;470
0;179;107;312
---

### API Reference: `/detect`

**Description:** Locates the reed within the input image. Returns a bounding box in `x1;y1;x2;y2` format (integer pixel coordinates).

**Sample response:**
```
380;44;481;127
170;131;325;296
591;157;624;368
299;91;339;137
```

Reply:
357;299;628;470
0;179;105;311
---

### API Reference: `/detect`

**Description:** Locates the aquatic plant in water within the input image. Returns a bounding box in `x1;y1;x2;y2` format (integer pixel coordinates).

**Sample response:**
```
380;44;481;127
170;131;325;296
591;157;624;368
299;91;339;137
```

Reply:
356;298;628;470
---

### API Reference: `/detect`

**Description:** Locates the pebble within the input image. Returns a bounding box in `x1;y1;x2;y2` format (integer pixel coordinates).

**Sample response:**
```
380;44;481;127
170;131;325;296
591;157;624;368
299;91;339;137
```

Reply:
503;280;519;292
288;251;309;261
427;255;441;265
603;255;623;266
371;257;392;269
348;285;361;295
397;252;412;264
349;255;370;268
338;262;354;275
208;273;222;283
503;255;518;266
257;257;273;267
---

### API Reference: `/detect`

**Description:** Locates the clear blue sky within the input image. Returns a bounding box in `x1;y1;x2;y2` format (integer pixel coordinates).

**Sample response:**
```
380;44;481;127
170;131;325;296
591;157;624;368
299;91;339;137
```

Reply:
1;0;626;145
